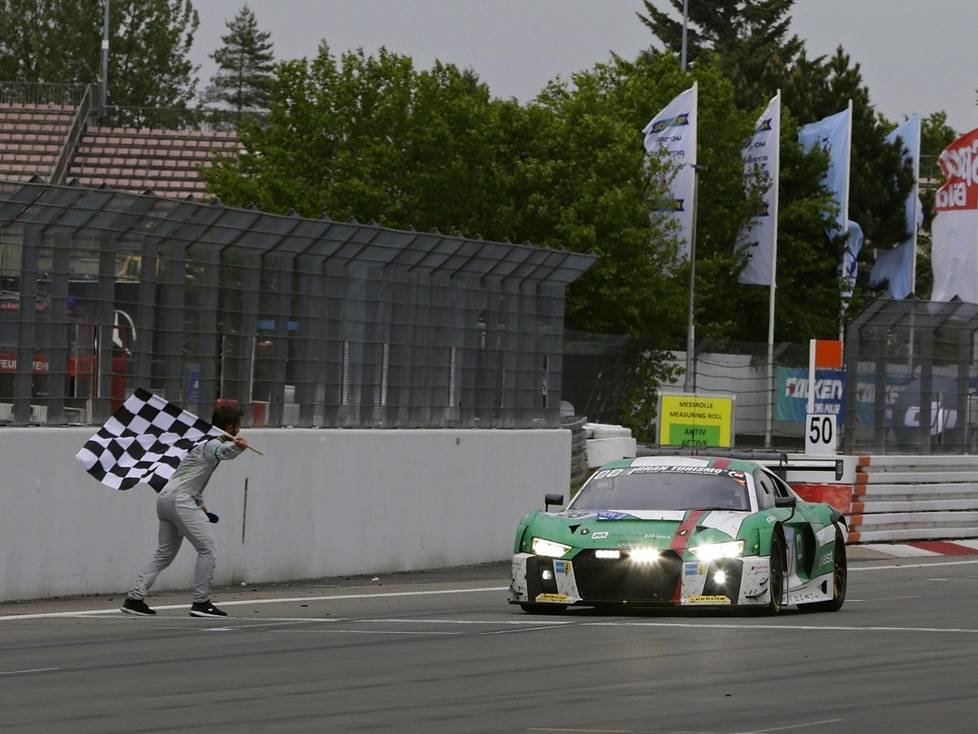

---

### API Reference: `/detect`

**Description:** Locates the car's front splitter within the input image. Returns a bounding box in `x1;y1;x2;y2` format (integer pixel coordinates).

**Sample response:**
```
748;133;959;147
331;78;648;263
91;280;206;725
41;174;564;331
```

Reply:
511;552;774;607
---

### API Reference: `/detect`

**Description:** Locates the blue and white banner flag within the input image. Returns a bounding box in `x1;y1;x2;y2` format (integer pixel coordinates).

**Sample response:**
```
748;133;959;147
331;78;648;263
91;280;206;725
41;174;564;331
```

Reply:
643;84;697;260
738;93;781;286
870;115;921;298
799;104;852;236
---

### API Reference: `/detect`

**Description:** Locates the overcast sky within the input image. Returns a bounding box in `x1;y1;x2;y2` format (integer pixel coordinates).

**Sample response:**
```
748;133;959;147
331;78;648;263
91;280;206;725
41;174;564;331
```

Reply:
190;0;978;134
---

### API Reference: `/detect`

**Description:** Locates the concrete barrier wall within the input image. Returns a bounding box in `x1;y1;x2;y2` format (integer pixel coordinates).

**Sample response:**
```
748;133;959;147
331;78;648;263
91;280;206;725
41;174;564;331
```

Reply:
0;428;570;602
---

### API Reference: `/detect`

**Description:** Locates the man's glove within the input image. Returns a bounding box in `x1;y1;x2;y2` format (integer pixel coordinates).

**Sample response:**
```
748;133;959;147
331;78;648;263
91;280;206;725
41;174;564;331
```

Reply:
206;512;219;524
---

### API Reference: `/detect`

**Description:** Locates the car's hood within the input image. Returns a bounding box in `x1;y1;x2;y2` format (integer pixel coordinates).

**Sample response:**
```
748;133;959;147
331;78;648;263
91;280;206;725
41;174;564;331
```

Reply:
527;509;755;549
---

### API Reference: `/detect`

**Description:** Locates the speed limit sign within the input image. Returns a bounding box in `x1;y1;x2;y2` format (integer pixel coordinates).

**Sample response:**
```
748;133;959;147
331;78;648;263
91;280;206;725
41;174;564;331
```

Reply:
805;413;837;455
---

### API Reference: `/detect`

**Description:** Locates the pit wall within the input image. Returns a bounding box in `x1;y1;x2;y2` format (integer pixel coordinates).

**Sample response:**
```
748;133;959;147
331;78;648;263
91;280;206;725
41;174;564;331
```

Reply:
0;428;570;603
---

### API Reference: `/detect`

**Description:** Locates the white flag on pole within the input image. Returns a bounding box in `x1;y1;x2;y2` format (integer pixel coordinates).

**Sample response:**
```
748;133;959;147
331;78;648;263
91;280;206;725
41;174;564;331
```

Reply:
869;115;921;299
798;104;852;236
738;93;781;286
643;84;698;260
932;126;978;302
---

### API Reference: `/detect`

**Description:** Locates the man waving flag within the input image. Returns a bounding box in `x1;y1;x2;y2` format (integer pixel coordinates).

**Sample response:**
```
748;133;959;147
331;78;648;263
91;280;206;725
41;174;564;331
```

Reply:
76;388;226;492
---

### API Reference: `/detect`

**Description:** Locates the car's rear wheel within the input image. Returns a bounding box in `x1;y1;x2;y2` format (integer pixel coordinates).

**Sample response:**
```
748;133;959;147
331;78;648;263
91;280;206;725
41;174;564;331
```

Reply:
766;527;786;615
519;603;567;614
798;528;847;613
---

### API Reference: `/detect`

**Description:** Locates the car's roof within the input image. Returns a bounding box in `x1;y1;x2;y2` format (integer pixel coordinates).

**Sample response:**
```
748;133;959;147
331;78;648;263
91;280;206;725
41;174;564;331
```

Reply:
600;455;763;472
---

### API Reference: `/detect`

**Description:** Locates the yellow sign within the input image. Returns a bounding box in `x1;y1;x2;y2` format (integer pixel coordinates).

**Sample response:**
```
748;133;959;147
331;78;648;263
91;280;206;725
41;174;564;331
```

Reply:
686;594;731;605
658;394;734;448
535;593;571;603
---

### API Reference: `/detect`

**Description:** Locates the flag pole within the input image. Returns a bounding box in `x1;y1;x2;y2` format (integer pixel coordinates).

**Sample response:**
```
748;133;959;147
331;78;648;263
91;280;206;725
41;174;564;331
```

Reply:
219;431;263;455
764;91;782;449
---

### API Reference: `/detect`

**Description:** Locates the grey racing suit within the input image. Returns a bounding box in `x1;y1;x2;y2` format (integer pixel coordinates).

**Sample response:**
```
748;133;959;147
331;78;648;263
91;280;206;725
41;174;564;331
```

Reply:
129;437;244;602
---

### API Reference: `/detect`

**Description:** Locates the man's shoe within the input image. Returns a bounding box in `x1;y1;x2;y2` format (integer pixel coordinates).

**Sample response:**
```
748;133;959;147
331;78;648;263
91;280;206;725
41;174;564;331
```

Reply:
189;600;228;617
120;597;156;616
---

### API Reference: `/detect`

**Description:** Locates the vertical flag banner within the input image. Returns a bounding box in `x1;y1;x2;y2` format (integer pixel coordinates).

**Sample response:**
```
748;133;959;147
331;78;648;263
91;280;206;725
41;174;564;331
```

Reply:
870;115;921;298
643;84;698;260
798;104;852;236
931;127;978;303
738;93;781;286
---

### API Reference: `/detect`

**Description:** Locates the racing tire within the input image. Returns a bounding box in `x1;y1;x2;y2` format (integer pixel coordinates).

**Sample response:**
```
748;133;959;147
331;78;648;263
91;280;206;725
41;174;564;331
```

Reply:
797;528;847;613
766;527;786;615
519;603;567;615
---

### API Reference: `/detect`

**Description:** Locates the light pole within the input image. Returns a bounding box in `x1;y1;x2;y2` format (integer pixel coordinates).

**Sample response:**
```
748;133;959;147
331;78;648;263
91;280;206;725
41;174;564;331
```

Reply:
683;163;705;394
100;0;110;119
681;0;689;72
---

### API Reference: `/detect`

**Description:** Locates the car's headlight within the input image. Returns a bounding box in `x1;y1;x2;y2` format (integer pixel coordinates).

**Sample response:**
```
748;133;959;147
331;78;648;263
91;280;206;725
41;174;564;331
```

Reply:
531;537;572;558
689;540;744;563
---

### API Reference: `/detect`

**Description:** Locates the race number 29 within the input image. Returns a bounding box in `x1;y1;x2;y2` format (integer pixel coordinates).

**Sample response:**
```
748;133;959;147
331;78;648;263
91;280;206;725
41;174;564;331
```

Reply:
805;413;837;456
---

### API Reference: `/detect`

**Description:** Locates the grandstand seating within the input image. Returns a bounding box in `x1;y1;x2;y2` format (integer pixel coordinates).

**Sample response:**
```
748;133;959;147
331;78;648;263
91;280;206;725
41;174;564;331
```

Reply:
68;126;241;199
0;101;241;199
0;103;75;182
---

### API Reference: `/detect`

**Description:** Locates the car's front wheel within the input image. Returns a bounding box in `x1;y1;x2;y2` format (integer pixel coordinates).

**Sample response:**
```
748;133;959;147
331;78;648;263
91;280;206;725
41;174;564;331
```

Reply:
798;528;847;613
519;603;567;615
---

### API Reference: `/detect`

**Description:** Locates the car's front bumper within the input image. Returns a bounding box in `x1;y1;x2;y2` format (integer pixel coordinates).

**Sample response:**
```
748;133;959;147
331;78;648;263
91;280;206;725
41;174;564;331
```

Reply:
510;551;774;607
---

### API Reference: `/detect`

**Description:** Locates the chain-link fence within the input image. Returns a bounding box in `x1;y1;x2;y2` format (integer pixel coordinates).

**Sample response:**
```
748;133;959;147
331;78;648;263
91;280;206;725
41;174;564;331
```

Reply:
0;181;594;428
844;298;978;454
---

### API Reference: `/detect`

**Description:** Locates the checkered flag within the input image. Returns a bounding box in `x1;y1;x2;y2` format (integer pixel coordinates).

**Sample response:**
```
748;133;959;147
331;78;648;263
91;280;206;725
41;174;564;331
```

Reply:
76;388;224;491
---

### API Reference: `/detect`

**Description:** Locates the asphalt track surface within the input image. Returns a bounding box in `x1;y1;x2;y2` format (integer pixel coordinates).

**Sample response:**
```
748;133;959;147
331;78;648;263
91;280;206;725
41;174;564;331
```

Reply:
2;553;978;734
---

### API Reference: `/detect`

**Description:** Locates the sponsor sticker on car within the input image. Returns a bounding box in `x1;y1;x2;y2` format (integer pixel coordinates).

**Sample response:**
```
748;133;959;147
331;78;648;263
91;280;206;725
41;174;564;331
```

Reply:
535;593;571;603
686;594;731;604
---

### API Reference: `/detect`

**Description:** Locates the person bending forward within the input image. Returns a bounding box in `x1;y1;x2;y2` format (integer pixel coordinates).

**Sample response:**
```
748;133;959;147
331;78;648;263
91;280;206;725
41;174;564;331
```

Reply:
121;405;248;617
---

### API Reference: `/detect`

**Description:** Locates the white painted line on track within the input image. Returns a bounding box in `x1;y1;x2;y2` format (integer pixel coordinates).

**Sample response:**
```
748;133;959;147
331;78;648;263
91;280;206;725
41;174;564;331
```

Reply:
849;558;978;571
744;719;845;733
0;586;509;622
582;621;978;634
479;624;570;636
0;667;60;676
846;595;921;603
859;543;940;557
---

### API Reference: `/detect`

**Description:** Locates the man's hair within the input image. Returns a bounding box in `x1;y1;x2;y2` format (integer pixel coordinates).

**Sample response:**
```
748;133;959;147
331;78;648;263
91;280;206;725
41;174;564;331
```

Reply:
212;404;243;432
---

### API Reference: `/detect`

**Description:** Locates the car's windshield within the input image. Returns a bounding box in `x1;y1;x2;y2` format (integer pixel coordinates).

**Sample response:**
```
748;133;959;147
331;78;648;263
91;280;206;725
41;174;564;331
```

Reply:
570;465;751;511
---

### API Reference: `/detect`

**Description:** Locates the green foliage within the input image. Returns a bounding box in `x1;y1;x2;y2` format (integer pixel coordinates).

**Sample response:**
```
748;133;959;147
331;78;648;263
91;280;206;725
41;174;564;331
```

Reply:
203;3;275;113
0;0;199;115
637;0;804;110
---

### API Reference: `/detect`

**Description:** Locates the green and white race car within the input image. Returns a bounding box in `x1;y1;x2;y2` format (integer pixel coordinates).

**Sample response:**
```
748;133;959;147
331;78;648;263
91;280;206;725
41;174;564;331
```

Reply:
510;455;847;614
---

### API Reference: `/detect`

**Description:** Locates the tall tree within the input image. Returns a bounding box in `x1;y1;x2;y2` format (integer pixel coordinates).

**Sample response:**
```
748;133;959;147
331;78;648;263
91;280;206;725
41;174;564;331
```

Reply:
0;0;199;117
203;4;275;113
637;0;804;110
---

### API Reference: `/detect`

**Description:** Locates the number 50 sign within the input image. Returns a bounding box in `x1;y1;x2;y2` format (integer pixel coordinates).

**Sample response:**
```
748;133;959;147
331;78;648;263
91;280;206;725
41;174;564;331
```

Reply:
805;413;837;456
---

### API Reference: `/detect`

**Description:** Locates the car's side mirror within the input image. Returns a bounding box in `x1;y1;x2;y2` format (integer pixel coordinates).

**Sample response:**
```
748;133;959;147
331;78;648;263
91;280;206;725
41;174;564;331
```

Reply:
775;495;796;521
545;493;564;511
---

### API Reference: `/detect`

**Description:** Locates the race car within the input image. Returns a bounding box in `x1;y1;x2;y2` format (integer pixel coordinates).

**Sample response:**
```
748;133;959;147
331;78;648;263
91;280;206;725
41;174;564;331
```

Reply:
510;455;847;614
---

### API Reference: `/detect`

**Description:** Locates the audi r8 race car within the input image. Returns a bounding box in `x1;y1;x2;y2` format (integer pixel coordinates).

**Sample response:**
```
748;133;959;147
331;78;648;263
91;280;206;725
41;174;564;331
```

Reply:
510;456;847;614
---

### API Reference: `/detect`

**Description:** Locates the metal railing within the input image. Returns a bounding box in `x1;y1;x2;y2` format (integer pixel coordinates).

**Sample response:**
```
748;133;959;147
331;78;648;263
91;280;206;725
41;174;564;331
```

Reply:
50;85;94;185
99;105;267;132
0;82;90;108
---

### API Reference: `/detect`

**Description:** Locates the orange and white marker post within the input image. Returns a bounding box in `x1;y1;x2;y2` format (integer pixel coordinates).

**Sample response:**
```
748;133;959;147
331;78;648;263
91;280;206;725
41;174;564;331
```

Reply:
805;339;842;455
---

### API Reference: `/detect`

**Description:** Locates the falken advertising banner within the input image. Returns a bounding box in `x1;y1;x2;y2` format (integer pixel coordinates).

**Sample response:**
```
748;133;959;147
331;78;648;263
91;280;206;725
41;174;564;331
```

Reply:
932;127;978;303
738;93;781;286
643;84;697;261
776;367;845;423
